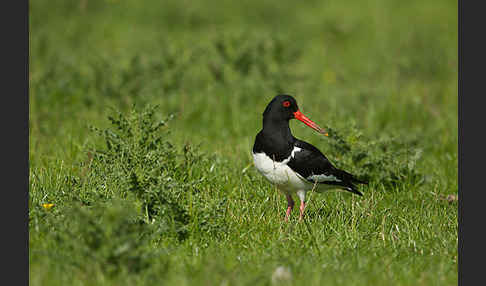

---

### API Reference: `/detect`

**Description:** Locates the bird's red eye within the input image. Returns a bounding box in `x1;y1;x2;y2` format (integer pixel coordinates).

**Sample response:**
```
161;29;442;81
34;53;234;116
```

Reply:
283;101;291;107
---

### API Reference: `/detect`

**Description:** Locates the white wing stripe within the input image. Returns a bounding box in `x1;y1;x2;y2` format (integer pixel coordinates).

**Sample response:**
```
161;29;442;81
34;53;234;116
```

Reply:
307;174;341;182
291;147;302;158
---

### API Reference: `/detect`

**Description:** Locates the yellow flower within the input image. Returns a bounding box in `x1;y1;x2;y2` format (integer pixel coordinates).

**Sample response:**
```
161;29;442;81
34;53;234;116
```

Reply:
42;203;55;210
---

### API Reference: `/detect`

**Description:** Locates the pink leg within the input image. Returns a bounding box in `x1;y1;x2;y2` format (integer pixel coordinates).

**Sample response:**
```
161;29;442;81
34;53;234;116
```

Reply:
299;201;306;221
285;195;295;222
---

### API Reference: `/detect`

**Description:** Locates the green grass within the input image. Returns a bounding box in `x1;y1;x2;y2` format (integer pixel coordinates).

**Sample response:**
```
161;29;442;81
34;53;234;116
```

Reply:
29;0;457;285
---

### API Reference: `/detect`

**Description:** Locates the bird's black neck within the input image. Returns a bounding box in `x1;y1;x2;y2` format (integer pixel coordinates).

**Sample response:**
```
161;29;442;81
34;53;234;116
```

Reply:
253;118;295;161
262;117;293;142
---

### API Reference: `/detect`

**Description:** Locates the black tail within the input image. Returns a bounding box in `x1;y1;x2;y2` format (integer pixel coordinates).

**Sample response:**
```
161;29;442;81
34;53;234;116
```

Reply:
337;169;368;185
351;176;368;185
336;169;367;196
344;184;364;196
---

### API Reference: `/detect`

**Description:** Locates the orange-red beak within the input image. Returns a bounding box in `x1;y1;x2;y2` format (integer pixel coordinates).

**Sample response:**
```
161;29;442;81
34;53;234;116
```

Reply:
293;110;328;136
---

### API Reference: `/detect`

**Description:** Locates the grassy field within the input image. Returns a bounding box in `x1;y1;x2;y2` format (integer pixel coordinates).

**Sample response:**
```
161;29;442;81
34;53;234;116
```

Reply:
29;0;458;285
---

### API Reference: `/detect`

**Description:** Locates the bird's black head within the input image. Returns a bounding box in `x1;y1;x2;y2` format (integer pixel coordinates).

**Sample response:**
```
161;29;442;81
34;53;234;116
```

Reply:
262;94;328;135
263;94;299;121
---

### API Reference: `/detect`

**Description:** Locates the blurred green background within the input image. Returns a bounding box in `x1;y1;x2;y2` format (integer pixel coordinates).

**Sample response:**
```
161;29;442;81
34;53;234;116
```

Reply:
30;0;457;161
29;0;457;285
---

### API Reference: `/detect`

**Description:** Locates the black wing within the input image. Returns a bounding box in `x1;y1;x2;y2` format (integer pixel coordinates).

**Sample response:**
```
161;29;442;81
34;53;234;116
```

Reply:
287;139;366;196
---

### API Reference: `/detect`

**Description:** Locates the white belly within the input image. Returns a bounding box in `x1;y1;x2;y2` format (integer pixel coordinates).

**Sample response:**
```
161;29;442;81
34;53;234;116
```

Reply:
252;152;308;193
252;150;340;198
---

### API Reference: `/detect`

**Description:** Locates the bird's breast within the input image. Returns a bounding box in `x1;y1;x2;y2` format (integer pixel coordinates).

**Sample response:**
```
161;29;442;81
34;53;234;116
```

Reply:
252;148;307;191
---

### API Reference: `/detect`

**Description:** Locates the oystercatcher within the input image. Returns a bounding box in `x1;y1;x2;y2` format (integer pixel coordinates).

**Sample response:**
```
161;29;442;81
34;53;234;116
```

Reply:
252;95;367;221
